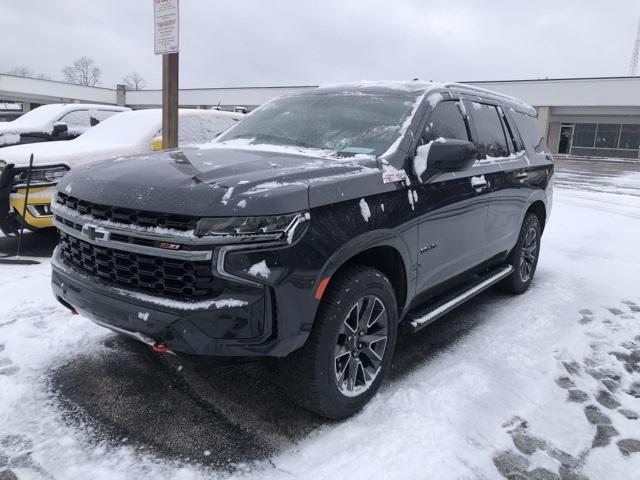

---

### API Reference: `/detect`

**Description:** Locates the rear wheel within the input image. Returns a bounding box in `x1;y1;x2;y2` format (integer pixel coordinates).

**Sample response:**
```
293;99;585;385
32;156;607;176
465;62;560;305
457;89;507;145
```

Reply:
500;212;541;294
279;265;398;419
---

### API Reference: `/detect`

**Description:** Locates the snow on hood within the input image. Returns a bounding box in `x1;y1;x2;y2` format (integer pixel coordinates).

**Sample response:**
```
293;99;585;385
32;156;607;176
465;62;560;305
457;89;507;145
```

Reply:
56;145;380;217
0;109;235;168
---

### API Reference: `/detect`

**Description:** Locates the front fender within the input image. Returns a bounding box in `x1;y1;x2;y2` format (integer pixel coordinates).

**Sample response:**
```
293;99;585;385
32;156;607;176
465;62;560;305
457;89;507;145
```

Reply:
313;227;417;314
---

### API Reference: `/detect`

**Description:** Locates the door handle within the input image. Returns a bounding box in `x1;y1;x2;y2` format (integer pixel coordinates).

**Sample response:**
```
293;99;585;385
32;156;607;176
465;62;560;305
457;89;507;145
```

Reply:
515;171;528;180
470;175;488;191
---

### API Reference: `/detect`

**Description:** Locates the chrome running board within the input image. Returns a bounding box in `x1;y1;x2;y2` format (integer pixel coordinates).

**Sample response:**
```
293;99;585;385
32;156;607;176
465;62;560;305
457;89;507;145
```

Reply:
405;265;513;333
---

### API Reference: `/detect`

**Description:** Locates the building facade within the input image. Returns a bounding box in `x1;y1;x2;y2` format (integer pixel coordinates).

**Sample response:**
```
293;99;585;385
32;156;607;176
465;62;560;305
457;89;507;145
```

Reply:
2;74;640;160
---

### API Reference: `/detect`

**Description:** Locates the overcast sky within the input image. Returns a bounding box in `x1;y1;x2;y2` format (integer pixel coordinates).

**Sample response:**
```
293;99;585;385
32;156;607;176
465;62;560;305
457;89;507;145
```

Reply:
2;0;640;89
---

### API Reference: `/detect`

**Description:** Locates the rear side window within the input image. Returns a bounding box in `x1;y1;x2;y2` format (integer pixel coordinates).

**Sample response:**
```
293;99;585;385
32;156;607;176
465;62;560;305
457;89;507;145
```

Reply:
470;103;509;158
512;111;548;153
423;101;469;143
89;109;123;124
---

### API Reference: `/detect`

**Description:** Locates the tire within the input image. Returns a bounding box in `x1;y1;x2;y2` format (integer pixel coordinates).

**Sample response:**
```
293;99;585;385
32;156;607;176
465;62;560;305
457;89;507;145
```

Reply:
499;212;541;294
279;265;398;419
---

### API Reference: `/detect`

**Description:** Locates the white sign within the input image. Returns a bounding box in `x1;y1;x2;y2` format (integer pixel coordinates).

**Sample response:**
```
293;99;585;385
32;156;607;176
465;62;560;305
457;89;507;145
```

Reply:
154;0;179;55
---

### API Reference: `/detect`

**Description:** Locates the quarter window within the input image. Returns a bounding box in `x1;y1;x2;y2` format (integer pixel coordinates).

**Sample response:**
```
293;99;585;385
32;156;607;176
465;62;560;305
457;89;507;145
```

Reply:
512;111;548;153
471;103;509;158
89;109;123;124
423;101;469;143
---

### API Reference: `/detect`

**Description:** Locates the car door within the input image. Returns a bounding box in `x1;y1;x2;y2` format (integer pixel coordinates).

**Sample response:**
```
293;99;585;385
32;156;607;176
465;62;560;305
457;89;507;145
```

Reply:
413;99;491;295
469;102;531;258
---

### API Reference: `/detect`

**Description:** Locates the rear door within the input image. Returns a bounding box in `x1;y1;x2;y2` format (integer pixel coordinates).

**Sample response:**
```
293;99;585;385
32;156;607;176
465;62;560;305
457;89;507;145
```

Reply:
468;101;530;258
413;99;491;295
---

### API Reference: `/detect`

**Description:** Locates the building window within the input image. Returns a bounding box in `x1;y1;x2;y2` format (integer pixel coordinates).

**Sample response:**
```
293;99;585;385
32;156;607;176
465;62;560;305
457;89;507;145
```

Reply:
618;124;640;150
595;124;621;148
573;123;597;147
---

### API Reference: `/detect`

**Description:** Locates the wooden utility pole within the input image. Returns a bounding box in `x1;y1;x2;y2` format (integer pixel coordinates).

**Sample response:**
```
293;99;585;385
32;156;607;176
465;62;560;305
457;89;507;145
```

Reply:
154;0;179;148
162;52;179;148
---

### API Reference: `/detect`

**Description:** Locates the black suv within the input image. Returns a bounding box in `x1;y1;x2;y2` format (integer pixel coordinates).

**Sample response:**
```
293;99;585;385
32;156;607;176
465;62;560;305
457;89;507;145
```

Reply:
51;82;553;419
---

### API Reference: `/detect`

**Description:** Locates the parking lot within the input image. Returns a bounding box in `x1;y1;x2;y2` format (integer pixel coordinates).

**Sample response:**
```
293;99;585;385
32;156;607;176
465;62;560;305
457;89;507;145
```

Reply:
0;157;638;479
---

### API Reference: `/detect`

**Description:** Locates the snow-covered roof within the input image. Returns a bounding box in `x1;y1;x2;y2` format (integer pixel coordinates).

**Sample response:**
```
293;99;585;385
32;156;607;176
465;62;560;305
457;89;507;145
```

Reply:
2;103;129;132
315;80;443;94
312;80;536;113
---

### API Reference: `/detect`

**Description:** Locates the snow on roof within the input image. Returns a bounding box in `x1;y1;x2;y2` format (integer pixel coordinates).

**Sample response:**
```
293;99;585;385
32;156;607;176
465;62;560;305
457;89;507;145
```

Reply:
316;80;445;93
0;103;129;135
313;80;536;114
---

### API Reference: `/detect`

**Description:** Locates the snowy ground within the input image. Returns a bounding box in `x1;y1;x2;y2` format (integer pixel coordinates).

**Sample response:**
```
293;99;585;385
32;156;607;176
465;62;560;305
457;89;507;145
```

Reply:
1;158;640;480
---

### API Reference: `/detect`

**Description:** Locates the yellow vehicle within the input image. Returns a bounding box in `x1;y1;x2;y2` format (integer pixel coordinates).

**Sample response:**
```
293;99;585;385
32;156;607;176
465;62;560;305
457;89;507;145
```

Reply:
0;161;67;234
0;109;243;235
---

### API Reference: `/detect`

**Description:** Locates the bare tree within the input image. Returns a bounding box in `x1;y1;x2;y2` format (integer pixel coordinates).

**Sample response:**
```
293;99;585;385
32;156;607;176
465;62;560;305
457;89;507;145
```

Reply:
6;66;51;80
122;72;146;90
62;57;101;86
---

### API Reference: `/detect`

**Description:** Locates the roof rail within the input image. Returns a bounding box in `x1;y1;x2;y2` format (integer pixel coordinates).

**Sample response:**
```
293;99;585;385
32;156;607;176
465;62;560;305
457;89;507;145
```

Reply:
443;82;536;113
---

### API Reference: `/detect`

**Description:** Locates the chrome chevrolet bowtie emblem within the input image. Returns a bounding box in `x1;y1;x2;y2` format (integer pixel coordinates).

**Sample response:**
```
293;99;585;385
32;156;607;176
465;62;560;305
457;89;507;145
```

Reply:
81;224;110;242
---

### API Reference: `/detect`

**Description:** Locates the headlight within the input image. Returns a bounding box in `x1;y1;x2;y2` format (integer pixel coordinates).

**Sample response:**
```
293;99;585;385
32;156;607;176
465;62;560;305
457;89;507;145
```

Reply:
195;212;306;241
12;164;70;188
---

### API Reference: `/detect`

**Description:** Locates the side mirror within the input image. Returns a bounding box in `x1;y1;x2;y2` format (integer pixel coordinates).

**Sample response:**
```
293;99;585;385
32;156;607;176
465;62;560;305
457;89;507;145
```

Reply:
415;139;478;178
90;116;100;127
52;122;68;136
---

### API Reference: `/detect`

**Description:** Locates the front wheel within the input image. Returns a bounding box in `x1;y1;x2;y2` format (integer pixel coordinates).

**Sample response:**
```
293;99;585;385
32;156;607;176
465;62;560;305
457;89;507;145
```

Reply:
279;265;398;419
499;212;541;294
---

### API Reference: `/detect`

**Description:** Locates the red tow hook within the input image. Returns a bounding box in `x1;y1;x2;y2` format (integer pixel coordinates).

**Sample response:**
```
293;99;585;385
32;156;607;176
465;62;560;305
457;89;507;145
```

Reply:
152;341;170;353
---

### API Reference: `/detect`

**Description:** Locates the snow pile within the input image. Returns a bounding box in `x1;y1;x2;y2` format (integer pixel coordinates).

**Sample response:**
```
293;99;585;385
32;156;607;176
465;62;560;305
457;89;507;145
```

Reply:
359;198;371;222
221;187;235;205
247;260;271;279
0;133;20;146
413;137;446;178
51;202;197;239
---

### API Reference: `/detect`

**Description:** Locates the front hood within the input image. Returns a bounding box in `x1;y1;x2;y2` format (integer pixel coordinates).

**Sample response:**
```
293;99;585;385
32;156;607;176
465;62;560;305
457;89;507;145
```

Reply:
57;145;383;217
0;124;42;147
0;124;43;135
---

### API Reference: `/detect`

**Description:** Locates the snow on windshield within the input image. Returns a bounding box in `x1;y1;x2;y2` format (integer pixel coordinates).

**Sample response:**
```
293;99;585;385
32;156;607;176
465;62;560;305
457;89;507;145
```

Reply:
217;92;423;156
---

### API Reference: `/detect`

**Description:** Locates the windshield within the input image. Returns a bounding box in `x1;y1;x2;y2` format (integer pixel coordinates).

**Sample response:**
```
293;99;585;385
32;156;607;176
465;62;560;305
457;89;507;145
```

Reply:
217;92;420;156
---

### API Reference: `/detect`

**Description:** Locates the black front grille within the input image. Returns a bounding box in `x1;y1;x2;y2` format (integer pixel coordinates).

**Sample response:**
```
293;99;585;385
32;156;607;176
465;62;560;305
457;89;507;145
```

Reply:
59;231;220;299
56;192;198;232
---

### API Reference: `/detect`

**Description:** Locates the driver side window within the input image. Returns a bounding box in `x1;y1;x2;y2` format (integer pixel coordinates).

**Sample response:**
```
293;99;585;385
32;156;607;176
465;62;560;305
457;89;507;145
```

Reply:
422;101;469;144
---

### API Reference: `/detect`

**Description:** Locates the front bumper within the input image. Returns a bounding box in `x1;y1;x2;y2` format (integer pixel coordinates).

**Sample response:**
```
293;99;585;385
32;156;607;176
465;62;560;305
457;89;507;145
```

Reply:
8;186;55;229
0;162;55;233
51;247;294;357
